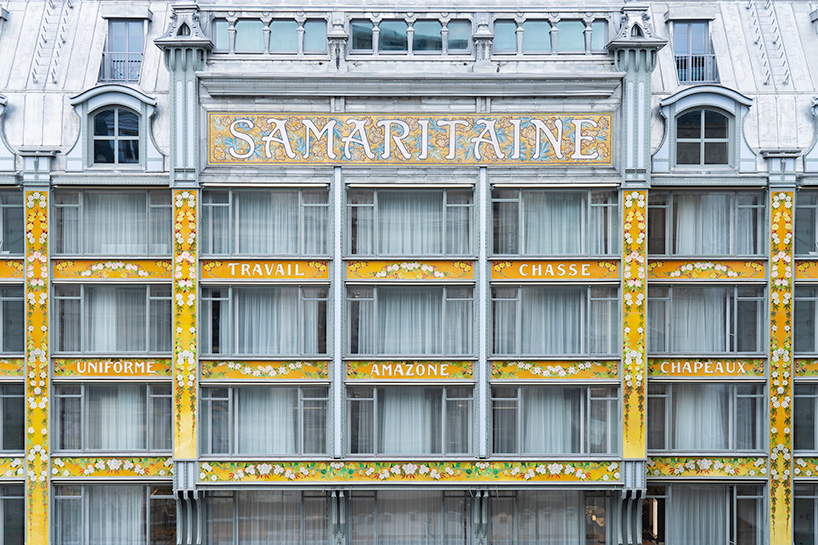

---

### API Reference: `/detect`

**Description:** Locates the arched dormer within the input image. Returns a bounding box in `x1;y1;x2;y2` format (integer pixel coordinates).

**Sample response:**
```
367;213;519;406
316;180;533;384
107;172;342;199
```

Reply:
66;84;163;172
653;85;756;174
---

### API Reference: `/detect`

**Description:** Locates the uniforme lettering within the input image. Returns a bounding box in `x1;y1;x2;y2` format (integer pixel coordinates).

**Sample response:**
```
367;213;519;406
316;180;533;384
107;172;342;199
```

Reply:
370;362;451;378
659;360;747;375
225;117;601;162
75;360;156;375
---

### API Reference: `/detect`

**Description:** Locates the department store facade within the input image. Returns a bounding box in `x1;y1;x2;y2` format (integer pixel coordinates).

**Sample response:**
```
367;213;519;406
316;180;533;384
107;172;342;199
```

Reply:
0;1;818;544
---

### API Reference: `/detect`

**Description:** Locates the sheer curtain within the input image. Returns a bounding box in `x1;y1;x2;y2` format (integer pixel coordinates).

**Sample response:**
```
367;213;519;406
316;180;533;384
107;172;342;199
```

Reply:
379;288;441;354
521;288;582;354
84;193;146;254
523;192;583;254
237;388;297;454
89;486;145;545
670;287;728;352
237;288;299;354
518;491;580;545
674;194;730;255
86;286;145;352
673;384;728;449
380;388;436;454
669;486;729;545
522;388;579;453
237;192;298;254
378;491;442;545
237;491;302;545
87;385;144;450
378;192;442;255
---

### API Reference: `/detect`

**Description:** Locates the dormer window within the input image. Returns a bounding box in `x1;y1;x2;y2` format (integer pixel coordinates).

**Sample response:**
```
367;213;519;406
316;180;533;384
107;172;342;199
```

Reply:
100;17;148;82
673;21;718;83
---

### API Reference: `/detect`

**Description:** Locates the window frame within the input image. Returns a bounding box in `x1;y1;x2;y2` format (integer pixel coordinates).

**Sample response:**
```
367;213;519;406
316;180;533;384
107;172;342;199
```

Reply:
0;484;24;545
89;106;141;167
100;19;146;82
794;383;818;452
673;107;732;168
0;188;24;255
0;384;24;452
492;17;608;56
672;21;718;84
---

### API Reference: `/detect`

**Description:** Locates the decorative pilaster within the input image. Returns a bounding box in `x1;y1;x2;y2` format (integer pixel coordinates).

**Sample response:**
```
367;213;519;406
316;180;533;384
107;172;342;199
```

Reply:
172;190;198;459
769;191;794;544
24;190;49;545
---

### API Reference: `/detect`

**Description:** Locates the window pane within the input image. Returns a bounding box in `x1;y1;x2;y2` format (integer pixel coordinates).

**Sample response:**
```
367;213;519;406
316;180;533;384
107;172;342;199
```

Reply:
704;141;728;165
378;288;442;354
448;20;470;51
94;110;116;136
213;19;229;50
704;110;728;138
235;20;265;51
85;286;147;352
88;486;146;544
0;386;23;450
556;21;585;52
351;20;373;50
0;193;23;254
690;22;708;55
270;20;298;52
149;495;176;545
55;493;83;545
378;387;441;454
151;393;172;451
676;111;701;139
670;384;729;449
85;192;147;254
150;297;172;352
379;21;408;51
303;20;326;52
236;288;300;354
591;21;607;50
118;111;139;137
237;388;298;454
522;21;550;53
413;21;442;51
58;394;81;451
2;295;23;353
519;288;583;354
493;200;519;254
521;387;581;453
118;139;139;163
676;141;700;165
523;192;583;254
796;295;817;353
86;385;146;450
494;21;517;52
376;192;444;254
674;23;690;55
446;397;471;453
57;296;81;352
110;21;127;52
349;397;374;454
94;140;116;163
795;386;816;450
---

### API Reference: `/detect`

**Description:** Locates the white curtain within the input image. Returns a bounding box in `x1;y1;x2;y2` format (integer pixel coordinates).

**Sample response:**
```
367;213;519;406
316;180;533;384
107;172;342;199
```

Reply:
380;388;436;454
379;288;441;354
377;491;443;545
84;193;146;254
378;192;442;255
237;288;299;354
86;286;145;352
674;194;730;254
237;191;298;254
521;288;582;354
673;384;728;450
669;486;729;545
89;486;145;545
87;384;145;450
237;388;297;454
523;192;583;254
517;491;580;545
670;287;728;352
492;295;517;354
237;491;302;545
522;388;579;453
445;195;471;255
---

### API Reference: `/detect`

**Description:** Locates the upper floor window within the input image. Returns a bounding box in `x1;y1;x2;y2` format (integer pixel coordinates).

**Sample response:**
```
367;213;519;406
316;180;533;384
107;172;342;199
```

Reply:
350;18;471;54
54;190;172;256
202;189;329;257
0;384;23;452
0;190;23;255
0;287;23;354
673;22;718;83
212;17;326;54
493;18;607;55
492;189;617;256
348;189;472;257
101;20;144;82
796;192;818;256
795;288;818;354
0;485;23;545
648;191;764;256
795;384;818;452
675;108;730;166
92;107;139;165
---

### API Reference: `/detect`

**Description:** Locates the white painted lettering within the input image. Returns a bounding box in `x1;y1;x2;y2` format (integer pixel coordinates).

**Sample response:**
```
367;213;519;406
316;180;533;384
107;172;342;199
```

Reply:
262;119;296;159
510;119;522;160
437;120;469;160
377;119;412;159
532;119;564;160
471;119;505;160
571;119;599;160
343;119;376;160
302;119;337;159
227;119;256;159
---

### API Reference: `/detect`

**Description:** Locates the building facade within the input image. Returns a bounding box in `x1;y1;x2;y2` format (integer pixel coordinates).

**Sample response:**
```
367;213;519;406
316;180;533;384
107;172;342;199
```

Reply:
0;0;817;544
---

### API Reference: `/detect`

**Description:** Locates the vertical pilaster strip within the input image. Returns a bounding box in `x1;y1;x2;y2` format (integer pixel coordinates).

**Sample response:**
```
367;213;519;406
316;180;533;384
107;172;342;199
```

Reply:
24;190;49;544
769;190;793;543
173;190;198;459
622;190;647;459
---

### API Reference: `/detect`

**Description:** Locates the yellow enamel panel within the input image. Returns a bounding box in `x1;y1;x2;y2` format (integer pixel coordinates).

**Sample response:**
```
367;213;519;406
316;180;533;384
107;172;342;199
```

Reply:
208;113;613;166
51;457;174;479
202;360;329;380
647;260;765;280
647;358;765;378
52;259;172;280
491;260;618;281
347;361;473;380
769;192;793;543
795;261;818;279
0;259;24;280
347;260;473;280
0;358;24;378
53;358;172;378
173;191;198;459
25;191;48;545
794;458;818;479
491;360;618;380
0;457;24;479
648;457;767;478
622;191;647;459
201;260;329;281
200;460;621;484
795;359;818;377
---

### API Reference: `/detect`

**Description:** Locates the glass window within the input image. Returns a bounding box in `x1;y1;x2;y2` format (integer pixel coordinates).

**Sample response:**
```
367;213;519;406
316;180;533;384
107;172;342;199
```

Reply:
643;485;762;545
101;20;143;81
348;189;472;256
796;191;818;256
795;384;818;451
0;485;23;545
54;190;172;256
491;386;618;455
0;384;23;451
522;20;550;53
647;286;764;354
348;286;472;356
647;383;763;451
201;189;329;256
591;21;608;51
303;20;327;53
556;20;585;52
92;107;140;165
212;18;229;50
412;20;442;52
350;20;373;51
675;108;730;166
0;287;23;353
202;286;328;356
54;284;172;354
648;191;763;256
796;485;818;545
54;485;176;545
447;20;470;51
270;20;298;53
493;20;517;53
490;491;610;544
55;383;171;452
201;386;328;455
0;190;23;255
379;20;408;52
349;491;469;545
493;189;617;255
234;19;265;52
347;386;471;455
492;286;617;356
674;21;718;83
796;288;818;353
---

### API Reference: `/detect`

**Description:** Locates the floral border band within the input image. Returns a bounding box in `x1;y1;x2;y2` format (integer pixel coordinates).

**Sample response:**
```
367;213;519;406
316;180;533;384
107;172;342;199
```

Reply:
0;259;24;280
795;261;818;280
647;358;765;378
0;358;24;377
794;458;818;478
199;460;621;484
0;457;24;479
52;260;172;280
202;360;329;380
491;360;618;380
794;359;818;378
51;457;174;478
346;261;473;281
647;457;767;478
647;260;765;280
347;360;473;380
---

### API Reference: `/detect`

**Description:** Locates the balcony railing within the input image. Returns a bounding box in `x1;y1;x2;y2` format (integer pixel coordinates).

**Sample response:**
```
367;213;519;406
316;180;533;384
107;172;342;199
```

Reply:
99;51;143;82
675;54;718;83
